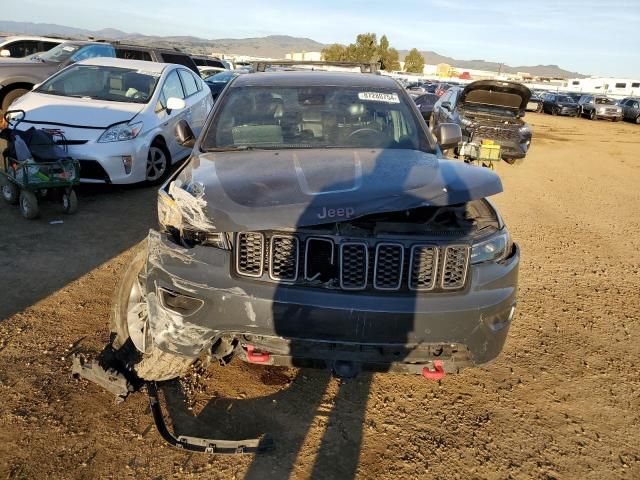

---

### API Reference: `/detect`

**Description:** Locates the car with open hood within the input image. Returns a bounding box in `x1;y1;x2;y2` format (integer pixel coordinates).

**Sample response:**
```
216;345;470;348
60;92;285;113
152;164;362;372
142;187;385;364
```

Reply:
431;80;532;165
105;70;520;387
9;57;213;184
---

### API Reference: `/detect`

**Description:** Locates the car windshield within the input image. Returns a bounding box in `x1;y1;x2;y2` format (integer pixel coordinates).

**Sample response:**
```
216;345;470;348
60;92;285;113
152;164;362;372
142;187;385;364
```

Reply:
37;43;81;62
204;71;237;83
36;64;160;103
595;97;615;105
558;96;574;103
202;85;428;152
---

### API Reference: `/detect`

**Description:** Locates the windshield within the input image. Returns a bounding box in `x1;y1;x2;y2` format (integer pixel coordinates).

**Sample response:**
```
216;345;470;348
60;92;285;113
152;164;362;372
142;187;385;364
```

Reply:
595;97;615;105
558;96;574;103
204;71;237;83
37;43;80;62
201;85;429;152
36;64;160;103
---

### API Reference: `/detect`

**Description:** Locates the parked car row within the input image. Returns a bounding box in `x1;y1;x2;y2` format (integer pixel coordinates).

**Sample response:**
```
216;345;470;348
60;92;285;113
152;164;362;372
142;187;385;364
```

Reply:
0;38;232;112
526;87;637;123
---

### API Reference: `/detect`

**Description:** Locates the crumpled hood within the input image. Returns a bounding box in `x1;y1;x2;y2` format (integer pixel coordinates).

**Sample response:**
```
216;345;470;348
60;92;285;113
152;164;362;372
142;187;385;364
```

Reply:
171;149;503;232
461;80;531;111
10;92;143;128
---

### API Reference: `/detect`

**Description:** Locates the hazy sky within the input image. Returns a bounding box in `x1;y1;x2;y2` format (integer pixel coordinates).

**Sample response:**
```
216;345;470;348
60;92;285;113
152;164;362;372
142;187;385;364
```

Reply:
3;0;640;77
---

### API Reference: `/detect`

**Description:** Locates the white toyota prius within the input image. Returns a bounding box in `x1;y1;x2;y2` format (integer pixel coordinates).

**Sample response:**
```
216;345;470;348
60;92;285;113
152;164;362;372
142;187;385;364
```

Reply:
9;57;213;184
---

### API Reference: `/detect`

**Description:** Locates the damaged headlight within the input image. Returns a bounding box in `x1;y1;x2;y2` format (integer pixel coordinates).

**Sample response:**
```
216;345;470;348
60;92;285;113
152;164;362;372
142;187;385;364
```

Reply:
158;189;183;231
471;231;510;264
98;121;143;143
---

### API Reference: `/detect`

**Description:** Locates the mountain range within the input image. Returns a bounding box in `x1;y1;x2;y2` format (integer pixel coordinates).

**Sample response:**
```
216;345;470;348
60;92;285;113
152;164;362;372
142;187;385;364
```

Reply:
0;20;586;78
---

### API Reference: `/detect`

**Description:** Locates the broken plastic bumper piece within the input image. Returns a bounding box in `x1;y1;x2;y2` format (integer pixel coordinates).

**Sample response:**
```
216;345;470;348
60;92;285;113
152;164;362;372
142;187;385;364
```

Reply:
147;382;274;454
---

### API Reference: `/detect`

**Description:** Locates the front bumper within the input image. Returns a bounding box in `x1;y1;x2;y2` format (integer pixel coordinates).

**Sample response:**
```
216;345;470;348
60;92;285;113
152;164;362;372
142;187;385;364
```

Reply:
143;230;520;372
66;138;151;184
595;110;623;120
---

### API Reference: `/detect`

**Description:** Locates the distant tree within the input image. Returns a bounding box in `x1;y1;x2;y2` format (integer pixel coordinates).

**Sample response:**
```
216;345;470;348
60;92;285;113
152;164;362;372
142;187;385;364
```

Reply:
378;35;400;71
404;48;425;73
322;43;348;61
349;33;379;63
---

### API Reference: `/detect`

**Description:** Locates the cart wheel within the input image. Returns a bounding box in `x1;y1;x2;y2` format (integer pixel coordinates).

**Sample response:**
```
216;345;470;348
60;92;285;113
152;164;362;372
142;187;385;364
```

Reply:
62;190;78;215
1;181;19;205
19;190;39;219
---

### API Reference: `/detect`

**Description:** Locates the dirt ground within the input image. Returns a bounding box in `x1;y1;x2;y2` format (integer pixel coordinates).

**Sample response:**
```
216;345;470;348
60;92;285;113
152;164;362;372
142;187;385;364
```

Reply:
0;113;639;480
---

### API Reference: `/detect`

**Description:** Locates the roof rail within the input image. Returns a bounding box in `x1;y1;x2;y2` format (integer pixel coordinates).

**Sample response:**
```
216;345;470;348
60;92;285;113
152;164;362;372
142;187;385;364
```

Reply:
251;60;380;74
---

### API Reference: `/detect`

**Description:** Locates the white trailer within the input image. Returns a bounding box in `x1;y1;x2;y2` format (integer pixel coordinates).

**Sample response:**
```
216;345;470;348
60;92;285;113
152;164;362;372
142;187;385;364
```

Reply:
565;78;640;98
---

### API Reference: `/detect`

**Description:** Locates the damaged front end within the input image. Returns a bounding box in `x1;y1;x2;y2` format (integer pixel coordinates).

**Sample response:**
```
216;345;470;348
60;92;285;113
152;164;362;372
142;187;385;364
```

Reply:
144;148;519;378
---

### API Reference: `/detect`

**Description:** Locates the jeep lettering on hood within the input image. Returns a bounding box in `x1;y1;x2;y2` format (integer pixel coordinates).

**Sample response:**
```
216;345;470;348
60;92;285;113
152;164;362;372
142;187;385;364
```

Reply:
170;148;503;232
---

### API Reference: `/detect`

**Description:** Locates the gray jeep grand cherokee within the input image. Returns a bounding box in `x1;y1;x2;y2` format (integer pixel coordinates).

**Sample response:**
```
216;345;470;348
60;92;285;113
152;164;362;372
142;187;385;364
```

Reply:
109;71;519;382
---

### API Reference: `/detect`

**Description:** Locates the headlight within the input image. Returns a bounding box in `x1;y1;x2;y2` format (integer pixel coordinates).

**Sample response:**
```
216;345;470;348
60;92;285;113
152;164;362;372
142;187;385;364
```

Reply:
98;121;143;143
157;189;183;231
471;232;510;264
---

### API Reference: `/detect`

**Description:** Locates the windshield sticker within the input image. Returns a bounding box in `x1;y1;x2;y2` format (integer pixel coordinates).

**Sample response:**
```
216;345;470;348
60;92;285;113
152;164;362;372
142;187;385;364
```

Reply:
62;46;78;52
358;92;400;103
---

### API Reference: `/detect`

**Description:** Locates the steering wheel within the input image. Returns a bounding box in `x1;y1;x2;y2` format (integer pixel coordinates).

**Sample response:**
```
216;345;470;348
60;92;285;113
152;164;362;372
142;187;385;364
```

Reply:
347;127;379;139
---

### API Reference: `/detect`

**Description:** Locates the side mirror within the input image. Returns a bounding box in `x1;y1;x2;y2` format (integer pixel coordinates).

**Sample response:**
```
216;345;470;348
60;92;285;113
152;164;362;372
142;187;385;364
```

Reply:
433;123;462;151
175;119;196;148
0;49;10;57
441;101;451;111
166;97;186;114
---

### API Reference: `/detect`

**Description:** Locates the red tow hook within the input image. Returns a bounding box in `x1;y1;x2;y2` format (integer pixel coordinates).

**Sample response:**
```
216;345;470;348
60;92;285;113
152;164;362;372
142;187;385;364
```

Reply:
422;360;446;380
245;345;270;364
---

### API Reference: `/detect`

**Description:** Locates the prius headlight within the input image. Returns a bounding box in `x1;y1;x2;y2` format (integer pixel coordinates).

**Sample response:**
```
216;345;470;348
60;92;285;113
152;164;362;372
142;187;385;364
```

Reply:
98;121;143;143
471;232;511;264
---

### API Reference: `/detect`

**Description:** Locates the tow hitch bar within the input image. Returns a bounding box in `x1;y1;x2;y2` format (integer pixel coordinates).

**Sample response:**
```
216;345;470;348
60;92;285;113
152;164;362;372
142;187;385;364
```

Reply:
146;381;273;454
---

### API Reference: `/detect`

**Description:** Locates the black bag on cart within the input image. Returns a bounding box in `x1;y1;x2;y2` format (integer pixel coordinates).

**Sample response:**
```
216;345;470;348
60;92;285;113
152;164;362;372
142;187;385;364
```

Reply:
5;127;70;163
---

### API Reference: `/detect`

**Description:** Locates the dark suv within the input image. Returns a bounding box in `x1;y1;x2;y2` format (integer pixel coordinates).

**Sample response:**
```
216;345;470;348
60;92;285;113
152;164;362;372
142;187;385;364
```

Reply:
541;93;580;116
431;80;532;164
107;71;519;385
115;44;200;74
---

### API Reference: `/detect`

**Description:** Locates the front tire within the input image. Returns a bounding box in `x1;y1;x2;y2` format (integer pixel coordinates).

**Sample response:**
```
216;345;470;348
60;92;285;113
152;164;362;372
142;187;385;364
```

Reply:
589;110;596;120
110;241;194;381
1;88;29;113
1;180;19;204
145;140;171;185
19;190;39;219
636;115;640;125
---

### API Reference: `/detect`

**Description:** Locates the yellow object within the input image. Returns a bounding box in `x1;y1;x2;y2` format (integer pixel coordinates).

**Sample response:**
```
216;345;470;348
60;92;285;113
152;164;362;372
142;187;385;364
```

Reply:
479;143;501;161
481;139;495;145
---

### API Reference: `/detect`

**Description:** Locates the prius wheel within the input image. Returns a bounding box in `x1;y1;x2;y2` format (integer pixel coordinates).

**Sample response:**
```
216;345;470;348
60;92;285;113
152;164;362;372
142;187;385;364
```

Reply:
145;142;170;184
635;115;640;124
589;110;596;120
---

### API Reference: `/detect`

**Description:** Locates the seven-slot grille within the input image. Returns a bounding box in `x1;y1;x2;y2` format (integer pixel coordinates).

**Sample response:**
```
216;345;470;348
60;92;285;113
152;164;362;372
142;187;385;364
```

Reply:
234;232;470;291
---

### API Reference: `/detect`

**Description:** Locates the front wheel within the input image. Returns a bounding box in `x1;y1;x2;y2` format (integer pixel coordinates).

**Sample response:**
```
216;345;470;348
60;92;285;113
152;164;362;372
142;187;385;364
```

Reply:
636;115;640;125
589;110;596;120
109;241;194;381
1;180;19;204
19;190;39;219
145;141;171;185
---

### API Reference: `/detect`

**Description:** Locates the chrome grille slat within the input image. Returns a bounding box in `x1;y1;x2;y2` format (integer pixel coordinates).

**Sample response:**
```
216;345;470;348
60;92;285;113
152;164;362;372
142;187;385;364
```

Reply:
373;243;404;290
441;245;470;290
409;245;439;291
269;235;299;282
340;242;368;290
235;232;264;277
